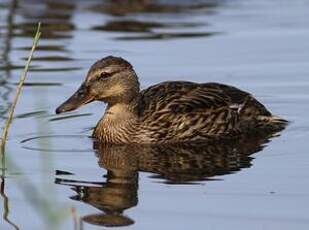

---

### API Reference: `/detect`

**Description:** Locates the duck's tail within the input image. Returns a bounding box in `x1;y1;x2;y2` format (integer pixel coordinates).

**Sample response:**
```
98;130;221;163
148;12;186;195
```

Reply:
257;115;288;131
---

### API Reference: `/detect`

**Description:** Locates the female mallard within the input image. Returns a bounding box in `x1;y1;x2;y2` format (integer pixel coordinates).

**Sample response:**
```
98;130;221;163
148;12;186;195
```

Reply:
56;56;286;143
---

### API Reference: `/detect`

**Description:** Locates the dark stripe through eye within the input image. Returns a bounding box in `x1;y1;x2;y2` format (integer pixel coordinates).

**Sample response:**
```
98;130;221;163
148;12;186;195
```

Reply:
100;72;112;78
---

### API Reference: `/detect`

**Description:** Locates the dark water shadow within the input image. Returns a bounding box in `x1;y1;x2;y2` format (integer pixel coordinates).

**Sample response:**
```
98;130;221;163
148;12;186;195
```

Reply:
7;22;75;39
0;0;80;78
55;127;285;227
89;0;219;16
92;20;204;32
21;56;74;62
13;110;48;119
48;113;93;122
115;31;219;41
0;0;221;79
10;82;62;87
89;0;219;41
15;45;69;52
8;1;76;39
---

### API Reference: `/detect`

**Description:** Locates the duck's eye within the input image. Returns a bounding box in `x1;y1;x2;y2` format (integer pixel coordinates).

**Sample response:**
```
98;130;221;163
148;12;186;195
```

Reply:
99;72;112;79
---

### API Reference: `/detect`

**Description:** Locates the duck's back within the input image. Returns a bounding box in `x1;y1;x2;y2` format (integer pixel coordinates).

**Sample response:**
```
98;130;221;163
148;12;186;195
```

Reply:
136;81;284;143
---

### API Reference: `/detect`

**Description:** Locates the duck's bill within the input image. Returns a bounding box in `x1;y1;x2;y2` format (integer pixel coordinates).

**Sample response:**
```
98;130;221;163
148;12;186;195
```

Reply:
55;84;94;114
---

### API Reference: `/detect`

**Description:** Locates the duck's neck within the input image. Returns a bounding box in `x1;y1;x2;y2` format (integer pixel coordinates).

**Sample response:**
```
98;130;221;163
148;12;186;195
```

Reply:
93;101;139;143
104;102;138;124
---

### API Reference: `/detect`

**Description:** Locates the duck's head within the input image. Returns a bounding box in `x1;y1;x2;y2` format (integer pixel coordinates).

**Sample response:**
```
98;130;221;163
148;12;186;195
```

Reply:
56;56;140;114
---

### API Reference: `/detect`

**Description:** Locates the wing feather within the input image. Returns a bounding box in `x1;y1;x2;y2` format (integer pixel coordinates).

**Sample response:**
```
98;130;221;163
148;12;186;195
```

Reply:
136;81;274;142
139;81;232;116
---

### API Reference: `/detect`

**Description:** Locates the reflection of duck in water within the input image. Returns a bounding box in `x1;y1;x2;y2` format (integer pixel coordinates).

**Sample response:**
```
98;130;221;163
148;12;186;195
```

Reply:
56;129;285;227
94;131;281;183
56;56;287;143
56;166;138;227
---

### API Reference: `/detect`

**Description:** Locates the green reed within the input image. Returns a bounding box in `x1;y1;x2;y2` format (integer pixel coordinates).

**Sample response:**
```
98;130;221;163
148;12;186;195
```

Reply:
0;22;79;229
0;23;41;154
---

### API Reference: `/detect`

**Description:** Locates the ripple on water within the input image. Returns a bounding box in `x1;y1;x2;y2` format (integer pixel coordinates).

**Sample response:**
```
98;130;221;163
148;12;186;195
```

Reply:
91;20;205;33
48;113;93;122
21;135;94;153
11;82;62;87
115;31;219;41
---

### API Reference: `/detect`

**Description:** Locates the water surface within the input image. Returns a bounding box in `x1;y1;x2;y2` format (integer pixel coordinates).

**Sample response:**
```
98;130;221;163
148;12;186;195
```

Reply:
1;0;309;229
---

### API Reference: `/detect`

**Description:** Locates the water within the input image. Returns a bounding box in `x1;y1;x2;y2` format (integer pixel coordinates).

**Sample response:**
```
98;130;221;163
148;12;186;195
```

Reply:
1;0;309;229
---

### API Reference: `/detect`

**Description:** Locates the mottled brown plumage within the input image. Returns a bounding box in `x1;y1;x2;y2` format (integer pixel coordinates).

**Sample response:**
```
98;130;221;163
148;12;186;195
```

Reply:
56;56;287;143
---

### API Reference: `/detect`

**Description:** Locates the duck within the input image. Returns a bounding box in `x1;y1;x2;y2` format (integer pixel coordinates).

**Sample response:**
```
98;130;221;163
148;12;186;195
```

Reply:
56;56;287;144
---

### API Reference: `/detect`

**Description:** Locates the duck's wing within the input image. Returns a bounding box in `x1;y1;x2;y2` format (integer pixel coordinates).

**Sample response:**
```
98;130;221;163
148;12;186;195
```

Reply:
138;81;286;141
139;81;270;115
202;82;272;116
137;81;243;142
139;81;230;114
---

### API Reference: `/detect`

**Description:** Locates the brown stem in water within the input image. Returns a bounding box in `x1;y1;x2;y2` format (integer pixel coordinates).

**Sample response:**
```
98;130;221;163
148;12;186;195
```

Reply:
0;178;20;230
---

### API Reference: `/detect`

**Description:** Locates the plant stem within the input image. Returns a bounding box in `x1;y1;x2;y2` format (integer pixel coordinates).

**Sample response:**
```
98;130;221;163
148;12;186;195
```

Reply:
0;22;41;155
